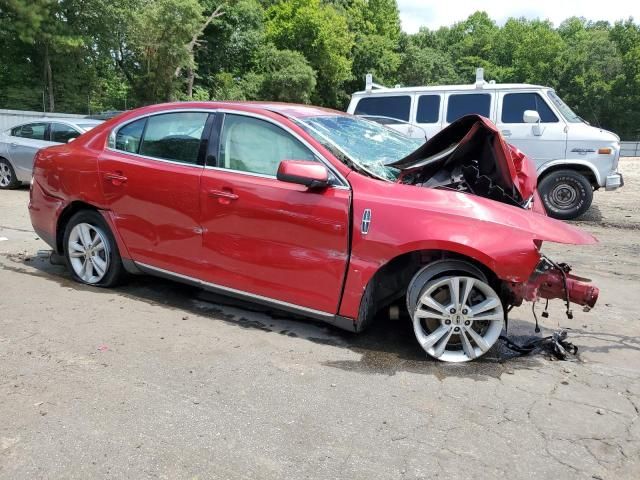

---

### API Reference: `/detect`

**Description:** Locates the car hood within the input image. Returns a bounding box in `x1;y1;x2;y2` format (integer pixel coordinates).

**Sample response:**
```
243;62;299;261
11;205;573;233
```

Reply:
389;114;538;205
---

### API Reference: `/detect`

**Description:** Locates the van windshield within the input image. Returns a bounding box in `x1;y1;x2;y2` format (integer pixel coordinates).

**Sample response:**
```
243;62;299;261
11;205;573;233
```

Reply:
547;91;582;123
295;115;424;180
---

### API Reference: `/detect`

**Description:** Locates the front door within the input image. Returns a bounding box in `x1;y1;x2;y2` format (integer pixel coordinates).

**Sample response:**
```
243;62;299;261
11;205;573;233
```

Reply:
199;112;351;314
99;111;212;278
496;91;567;166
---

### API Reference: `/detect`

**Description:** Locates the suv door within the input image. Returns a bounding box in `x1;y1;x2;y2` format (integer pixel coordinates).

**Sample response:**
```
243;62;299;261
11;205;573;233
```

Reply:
444;92;494;126
7;122;52;180
353;94;421;138
100;111;213;278
496;91;567;165
414;93;443;139
199;112;351;314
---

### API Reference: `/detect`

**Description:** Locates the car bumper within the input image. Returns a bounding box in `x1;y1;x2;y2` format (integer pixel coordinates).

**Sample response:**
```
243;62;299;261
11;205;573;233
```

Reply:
605;172;624;191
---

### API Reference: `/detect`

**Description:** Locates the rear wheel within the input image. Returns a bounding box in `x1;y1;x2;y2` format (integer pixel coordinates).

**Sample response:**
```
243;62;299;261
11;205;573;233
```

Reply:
538;169;593;220
407;261;504;362
63;210;125;287
0;158;20;189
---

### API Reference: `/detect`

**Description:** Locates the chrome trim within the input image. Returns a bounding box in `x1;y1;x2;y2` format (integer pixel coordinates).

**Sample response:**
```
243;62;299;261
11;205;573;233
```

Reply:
104;147;205;169
361;208;372;234
135;261;335;319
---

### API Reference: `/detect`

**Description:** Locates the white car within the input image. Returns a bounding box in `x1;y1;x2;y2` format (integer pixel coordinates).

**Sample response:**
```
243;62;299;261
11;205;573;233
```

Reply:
347;70;624;219
0;118;103;189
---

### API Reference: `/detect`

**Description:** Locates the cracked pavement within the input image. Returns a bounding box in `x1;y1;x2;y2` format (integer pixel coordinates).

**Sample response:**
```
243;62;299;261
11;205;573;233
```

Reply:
1;160;639;479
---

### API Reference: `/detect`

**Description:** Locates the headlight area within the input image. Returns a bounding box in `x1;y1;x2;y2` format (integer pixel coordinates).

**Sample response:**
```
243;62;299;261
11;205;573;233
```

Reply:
506;256;599;318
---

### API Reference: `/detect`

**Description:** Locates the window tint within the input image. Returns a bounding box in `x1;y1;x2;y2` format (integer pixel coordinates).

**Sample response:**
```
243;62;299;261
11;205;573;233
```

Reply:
114;118;146;154
51;123;80;143
11;123;47;140
139;112;208;164
220;114;315;176
354;96;411;122
416;95;441;123
446;94;491;123
501;93;558;123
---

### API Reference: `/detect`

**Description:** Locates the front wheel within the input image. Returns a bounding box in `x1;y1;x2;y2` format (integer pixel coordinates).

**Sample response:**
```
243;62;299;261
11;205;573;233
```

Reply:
63;210;125;287
538;169;593;220
408;263;504;362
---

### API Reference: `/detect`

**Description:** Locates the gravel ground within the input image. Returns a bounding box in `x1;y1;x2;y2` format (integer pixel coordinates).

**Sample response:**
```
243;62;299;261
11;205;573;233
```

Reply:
1;160;639;479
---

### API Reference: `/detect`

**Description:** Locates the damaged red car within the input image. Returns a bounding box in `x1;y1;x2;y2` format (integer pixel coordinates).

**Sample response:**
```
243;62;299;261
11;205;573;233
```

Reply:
28;102;599;362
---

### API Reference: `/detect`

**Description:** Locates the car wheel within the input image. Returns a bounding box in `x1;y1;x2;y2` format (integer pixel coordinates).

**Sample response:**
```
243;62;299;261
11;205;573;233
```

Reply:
0;158;20;189
407;261;504;362
63;210;125;287
538;169;593;220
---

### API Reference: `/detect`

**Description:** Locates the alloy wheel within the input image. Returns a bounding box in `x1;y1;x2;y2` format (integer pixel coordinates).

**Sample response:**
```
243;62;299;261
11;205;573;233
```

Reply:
0;162;13;187
413;276;504;362
67;222;110;284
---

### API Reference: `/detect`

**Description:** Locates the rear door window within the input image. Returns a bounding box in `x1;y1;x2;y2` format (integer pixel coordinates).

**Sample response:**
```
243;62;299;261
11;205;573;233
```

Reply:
354;96;412;122
139;112;209;164
50;123;80;143
11;122;48;140
416;95;441;123
446;94;491;123
114;118;146;154
501;92;558;123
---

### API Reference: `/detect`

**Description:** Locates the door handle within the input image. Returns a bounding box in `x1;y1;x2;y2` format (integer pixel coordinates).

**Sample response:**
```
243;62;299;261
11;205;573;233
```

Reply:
208;189;238;200
103;172;128;185
501;130;512;137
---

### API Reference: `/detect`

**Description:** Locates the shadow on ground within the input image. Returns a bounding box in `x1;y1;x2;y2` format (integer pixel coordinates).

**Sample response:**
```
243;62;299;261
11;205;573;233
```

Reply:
4;253;555;380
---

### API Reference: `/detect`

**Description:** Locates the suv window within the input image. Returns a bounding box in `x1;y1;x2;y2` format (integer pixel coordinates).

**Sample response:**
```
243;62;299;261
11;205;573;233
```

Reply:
446;94;491;123
220;114;315;176
51;123;80;143
114;118;146;154
416;95;440;123
11;122;48;140
501;93;558;123
354;96;411;122
139;112;208;164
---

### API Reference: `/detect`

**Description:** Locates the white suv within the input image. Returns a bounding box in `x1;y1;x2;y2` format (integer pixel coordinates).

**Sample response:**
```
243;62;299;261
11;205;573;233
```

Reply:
347;70;624;219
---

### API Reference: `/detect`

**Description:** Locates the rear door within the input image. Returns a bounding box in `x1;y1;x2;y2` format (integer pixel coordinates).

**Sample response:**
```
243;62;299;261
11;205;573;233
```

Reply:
50;122;82;144
100;111;212;278
199;111;351;314
7;122;52;179
496;91;567;165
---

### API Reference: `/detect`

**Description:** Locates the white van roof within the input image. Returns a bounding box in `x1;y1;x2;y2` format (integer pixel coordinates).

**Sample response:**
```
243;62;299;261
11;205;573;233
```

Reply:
352;82;549;97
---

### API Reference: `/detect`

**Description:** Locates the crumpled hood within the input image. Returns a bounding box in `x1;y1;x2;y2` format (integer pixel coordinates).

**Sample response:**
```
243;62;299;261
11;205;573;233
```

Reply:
389;114;538;203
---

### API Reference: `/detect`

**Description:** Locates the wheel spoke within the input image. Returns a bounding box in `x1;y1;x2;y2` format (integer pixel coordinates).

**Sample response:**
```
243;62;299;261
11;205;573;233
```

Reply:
69;250;85;258
460;278;474;309
432;328;455;358
70;241;85;253
420;295;447;314
448;277;460;309
419;324;451;350
470;297;499;316
414;309;448;321
83;258;94;279
78;224;92;247
465;326;491;352
91;256;106;276
459;329;476;360
473;312;504;322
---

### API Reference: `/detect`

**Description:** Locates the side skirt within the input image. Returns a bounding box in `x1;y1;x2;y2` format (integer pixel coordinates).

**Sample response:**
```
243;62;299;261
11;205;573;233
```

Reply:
134;262;359;333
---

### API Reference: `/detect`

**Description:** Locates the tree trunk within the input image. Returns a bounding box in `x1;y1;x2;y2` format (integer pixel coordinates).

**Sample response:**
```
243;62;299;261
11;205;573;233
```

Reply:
186;68;194;98
44;42;54;112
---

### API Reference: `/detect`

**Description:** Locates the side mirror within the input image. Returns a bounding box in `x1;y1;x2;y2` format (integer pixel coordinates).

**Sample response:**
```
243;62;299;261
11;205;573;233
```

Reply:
67;137;77;143
523;110;543;136
523;110;540;124
277;160;329;189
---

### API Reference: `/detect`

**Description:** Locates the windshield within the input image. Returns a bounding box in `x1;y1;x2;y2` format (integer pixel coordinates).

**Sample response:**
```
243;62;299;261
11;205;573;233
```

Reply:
547;91;582;123
295;115;424;180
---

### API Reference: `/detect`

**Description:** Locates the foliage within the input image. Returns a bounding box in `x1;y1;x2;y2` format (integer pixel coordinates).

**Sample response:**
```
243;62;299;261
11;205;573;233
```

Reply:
1;1;640;138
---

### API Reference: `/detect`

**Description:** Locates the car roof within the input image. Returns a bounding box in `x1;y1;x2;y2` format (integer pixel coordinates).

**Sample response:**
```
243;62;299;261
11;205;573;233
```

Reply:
217;101;345;118
351;83;549;96
9;118;104;128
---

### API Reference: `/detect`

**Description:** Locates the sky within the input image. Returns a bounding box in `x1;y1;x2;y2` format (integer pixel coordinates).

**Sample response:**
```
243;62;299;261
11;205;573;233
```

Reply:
397;0;640;33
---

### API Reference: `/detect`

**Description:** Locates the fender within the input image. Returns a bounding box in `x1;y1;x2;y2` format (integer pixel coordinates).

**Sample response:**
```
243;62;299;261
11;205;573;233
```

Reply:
537;159;601;185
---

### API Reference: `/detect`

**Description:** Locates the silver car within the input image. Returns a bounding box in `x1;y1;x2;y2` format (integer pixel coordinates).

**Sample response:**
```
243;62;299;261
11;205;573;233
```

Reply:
0;118;103;189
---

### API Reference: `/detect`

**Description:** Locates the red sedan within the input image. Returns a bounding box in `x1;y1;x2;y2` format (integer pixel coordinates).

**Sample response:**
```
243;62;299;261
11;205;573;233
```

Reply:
28;102;599;362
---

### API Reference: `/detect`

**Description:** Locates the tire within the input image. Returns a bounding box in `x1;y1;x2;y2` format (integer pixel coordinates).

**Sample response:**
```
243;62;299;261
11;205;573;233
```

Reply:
63;210;125;287
407;260;504;362
538;169;593;220
0;158;20;189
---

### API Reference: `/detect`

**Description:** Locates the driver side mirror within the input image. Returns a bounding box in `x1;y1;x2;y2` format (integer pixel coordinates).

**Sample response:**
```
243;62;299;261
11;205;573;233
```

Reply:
523;110;542;136
67;137;77;143
277;160;329;189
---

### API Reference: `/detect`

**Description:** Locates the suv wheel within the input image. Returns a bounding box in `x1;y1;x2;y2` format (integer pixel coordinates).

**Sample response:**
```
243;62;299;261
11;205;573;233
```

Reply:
63;210;125;287
407;260;504;362
538;169;593;220
0;158;20;189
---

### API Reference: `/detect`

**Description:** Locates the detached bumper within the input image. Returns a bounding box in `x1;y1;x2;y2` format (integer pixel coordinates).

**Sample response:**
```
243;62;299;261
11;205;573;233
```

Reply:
511;258;599;309
605;172;624;191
